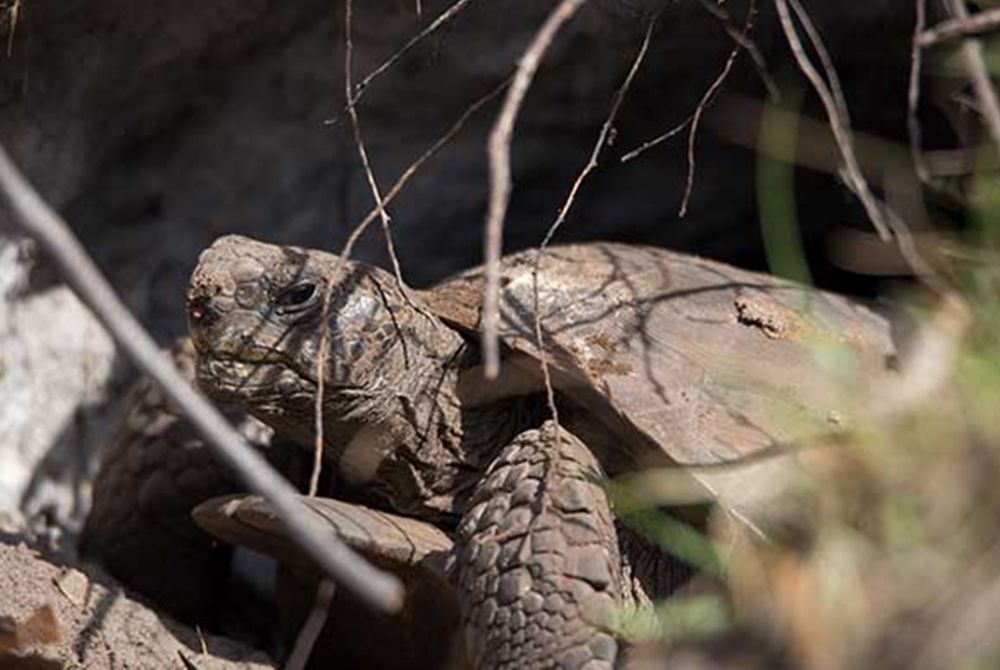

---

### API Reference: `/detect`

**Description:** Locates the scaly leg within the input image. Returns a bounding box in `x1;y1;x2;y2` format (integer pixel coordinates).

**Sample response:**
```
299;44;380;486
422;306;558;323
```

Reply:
456;420;621;669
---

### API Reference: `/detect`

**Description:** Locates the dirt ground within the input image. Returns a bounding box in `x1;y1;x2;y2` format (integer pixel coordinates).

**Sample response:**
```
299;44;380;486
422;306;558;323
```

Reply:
0;524;272;669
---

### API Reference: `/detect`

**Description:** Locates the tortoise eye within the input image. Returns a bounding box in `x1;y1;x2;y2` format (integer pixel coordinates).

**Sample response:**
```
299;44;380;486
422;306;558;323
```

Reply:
276;281;318;312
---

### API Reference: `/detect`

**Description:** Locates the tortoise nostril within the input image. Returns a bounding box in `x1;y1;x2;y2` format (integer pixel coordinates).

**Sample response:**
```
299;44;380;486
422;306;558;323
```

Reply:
188;295;218;328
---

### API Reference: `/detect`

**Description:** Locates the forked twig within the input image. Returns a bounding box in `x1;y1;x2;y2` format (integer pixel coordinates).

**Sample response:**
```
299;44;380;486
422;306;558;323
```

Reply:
940;0;1000;165
678;0;759;217
776;0;948;288
343;0;408;298
919;6;1000;46
621;0;770;167
311;0;440;497
0;143;403;614
531;12;657;427
695;0;777;101
482;0;588;379
351;0;475;106
774;0;893;240
312;77;509;493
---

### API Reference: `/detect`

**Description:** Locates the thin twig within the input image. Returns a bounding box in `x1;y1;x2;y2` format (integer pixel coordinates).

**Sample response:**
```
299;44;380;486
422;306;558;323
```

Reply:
482;0;588;379
4;0;19;58
619;116;692;163
678;0;759;217
284;580;336;670
337;0;475;116
343;0;407;294
311;76;509;493
0;143;403;613
774;0;893;240
695;0;778;101
909;0;930;183
355;78;510;237
919;6;1000;46
941;0;1000;165
310;0;420;497
531;11;657;426
540;14;656;249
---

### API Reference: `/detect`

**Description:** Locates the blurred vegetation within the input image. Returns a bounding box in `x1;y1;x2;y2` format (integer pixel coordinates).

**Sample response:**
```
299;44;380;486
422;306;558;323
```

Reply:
610;40;1000;669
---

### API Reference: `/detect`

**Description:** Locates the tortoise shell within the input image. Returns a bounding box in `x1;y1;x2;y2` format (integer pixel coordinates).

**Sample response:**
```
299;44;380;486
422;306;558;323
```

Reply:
422;243;895;524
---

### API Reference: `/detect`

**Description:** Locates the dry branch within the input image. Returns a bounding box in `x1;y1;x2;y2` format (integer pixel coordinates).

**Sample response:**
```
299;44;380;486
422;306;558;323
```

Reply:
909;0;930;183
678;0;759;217
940;0;1000;166
774;0;893;241
531;11;657;426
695;0;777;101
482;0;588;379
285;580;337;670
619;116;692;163
351;0;475;106
0;143;404;614
919;6;1000;47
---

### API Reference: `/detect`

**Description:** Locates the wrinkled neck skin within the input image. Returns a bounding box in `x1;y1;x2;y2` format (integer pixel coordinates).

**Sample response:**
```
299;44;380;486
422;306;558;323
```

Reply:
187;235;529;523
289;320;534;524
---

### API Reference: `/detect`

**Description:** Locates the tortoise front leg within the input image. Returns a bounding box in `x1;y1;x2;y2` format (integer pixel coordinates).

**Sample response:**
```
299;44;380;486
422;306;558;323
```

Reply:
456;421;621;669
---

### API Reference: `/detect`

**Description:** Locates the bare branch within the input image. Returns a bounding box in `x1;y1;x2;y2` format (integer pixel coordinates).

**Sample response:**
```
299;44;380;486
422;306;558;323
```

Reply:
695;0;778;101
2;0;20;58
0;143;404;614
482;0;588;379
774;0;893;240
343;0;410;308
312;0;427;497
312;75;508;495
909;0;930;183
541;14;656;249
531;12;657;427
355;78;510;237
619;116;692;163
349;0;475;109
940;0;1000;165
284;579;336;670
679;0;759;217
919;6;1000;47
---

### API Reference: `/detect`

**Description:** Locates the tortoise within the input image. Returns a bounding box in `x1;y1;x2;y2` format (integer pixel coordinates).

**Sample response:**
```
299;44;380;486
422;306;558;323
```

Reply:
83;236;895;668
173;234;896;669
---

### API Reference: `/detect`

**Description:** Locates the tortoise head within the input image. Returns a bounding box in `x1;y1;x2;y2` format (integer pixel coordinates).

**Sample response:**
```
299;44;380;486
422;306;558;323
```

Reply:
186;235;460;438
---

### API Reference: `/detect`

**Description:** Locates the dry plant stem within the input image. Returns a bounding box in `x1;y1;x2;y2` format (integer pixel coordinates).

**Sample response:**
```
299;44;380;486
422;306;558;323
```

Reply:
284;579;336;670
354;78;510;237
540;14;656;249
351;0;475;107
343;0;407;296
919;6;1000;46
909;0;930;183
0;144;403;614
531;12;657;425
5;0;19;57
310;76;509;495
619;116;692;163
941;0;1000;165
695;0;778;101
774;0;892;241
678;0;758;217
310;0;415;497
482;0;588;379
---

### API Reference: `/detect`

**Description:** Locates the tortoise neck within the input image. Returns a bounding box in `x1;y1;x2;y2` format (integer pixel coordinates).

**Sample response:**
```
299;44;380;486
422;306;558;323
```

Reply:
331;347;543;522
